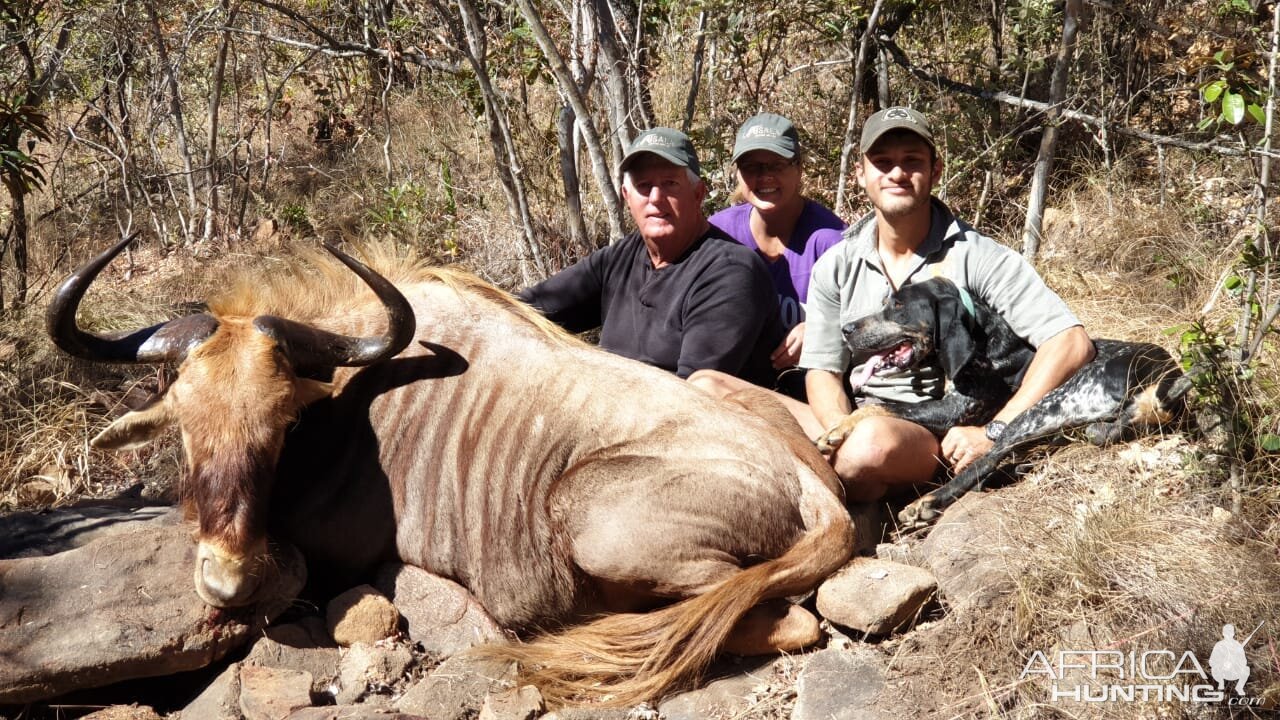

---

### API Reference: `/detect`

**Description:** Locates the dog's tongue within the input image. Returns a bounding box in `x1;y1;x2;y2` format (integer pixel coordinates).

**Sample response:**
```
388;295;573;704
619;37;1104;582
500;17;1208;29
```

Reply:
849;353;887;392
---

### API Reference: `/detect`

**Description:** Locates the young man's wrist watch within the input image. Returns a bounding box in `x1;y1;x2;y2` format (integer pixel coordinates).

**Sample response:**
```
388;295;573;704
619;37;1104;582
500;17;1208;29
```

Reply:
984;420;1008;441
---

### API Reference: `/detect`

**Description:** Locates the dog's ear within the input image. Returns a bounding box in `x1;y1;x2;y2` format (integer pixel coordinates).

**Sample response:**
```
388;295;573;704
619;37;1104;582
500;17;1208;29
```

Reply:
934;287;976;378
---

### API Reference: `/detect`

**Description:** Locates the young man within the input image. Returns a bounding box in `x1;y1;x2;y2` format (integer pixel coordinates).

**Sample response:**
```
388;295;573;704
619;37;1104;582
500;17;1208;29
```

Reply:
519;128;784;388
800;106;1095;501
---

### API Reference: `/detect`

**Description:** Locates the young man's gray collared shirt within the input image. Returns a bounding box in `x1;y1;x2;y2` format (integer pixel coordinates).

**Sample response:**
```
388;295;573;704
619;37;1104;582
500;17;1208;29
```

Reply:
800;199;1081;404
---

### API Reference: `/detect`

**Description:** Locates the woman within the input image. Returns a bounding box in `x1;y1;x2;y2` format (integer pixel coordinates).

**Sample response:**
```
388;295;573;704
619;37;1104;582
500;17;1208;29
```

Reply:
703;112;845;399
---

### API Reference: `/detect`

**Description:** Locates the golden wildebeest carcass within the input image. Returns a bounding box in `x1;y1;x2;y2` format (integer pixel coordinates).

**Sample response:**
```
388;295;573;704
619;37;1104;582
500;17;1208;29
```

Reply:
47;238;856;705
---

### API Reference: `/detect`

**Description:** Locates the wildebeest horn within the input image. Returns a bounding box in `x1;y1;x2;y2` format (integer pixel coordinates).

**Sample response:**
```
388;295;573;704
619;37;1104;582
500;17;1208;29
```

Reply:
252;243;415;370
46;233;219;364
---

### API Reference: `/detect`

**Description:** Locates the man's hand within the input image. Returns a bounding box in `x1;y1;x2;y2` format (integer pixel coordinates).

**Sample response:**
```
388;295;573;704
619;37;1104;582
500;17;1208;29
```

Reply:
770;322;805;369
940;425;992;473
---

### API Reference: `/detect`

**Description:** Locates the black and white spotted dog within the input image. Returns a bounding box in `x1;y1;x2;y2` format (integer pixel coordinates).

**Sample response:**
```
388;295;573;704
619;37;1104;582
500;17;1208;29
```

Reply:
815;277;1190;529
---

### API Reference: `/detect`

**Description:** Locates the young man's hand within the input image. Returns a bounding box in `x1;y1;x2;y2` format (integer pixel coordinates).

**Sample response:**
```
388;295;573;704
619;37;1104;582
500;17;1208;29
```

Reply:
940;425;993;472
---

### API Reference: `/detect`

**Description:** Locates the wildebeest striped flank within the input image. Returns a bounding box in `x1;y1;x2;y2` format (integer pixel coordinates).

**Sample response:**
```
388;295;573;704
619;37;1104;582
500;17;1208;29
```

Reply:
47;238;856;705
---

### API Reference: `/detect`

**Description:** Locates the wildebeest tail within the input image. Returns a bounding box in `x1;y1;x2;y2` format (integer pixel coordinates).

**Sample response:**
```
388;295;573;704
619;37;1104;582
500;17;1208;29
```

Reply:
473;497;855;707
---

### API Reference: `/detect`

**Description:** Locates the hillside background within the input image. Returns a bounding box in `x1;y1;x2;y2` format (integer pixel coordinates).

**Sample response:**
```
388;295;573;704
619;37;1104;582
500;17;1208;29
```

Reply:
2;0;1280;717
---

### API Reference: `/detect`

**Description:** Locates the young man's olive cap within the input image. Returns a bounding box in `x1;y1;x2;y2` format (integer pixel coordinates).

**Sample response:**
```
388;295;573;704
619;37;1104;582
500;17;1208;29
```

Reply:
860;107;935;153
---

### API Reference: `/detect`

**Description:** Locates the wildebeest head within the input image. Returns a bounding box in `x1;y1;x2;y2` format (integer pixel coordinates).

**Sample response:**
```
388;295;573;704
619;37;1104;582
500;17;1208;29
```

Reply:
46;235;415;607
840;277;976;383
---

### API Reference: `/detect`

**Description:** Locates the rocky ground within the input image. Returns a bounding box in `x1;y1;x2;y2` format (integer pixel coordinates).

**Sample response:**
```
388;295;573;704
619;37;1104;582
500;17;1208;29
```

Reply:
2;434;1271;720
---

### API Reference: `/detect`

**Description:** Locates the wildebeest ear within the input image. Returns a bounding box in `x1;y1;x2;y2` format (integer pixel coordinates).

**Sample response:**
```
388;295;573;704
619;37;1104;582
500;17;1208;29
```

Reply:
934;291;976;377
91;402;177;450
294;378;335;407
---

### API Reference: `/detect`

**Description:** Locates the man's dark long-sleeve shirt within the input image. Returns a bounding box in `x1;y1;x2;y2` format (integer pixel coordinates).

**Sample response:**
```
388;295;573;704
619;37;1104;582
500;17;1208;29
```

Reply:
518;228;784;388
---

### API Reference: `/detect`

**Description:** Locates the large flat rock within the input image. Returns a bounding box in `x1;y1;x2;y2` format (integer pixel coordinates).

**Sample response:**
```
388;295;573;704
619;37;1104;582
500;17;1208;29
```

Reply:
0;519;304;703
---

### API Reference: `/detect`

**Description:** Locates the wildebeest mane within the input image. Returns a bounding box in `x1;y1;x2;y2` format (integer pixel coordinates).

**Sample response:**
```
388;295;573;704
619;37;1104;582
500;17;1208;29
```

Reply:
206;242;578;345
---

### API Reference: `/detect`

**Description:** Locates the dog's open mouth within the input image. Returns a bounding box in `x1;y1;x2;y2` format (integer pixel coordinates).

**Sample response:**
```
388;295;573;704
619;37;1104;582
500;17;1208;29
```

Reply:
848;340;916;391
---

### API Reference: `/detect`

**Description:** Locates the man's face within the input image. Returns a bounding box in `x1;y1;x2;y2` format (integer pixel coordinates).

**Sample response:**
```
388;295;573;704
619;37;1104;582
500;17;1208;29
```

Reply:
622;156;707;245
855;132;941;220
735;149;801;213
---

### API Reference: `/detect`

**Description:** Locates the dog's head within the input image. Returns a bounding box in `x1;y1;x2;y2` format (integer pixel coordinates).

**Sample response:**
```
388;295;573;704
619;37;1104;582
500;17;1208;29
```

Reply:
840;277;976;382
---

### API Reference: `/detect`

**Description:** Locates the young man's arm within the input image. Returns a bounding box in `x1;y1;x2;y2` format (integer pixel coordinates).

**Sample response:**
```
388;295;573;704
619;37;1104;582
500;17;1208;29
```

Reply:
943;323;1095;471
806;369;852;430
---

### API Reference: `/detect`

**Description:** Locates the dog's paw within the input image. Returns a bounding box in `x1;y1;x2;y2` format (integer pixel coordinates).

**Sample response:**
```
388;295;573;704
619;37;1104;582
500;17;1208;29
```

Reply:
815;419;856;456
897;495;941;530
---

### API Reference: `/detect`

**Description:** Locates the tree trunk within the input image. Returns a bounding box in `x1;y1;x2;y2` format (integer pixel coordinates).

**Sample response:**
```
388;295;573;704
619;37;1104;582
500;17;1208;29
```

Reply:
835;0;886;217
558;106;589;253
429;0;549;282
146;2;199;244
204;2;237;243
681;10;708;134
590;0;636;156
516;0;625;240
1021;0;1081;260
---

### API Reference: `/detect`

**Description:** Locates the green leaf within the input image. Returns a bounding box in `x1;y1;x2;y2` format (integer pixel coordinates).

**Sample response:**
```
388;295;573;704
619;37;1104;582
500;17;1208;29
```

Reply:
1225;275;1243;290
1202;80;1227;102
1259;434;1280;452
1197;116;1217;131
1223;91;1246;124
1247;103;1266;125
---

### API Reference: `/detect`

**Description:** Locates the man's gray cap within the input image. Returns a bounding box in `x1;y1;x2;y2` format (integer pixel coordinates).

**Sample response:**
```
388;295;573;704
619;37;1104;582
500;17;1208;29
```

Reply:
621;128;701;176
859;106;935;153
732;113;799;162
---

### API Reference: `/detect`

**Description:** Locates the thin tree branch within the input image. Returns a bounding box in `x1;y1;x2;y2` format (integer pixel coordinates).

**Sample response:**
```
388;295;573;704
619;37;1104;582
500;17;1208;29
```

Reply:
222;26;463;73
880;37;1280;160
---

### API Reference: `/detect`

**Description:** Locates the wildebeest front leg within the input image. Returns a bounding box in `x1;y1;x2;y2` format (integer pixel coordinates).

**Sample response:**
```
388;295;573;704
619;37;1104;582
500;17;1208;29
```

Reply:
816;405;892;456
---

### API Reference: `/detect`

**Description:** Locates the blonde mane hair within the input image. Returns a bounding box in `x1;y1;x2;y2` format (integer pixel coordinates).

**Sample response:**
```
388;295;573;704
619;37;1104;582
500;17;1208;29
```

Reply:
206;242;580;345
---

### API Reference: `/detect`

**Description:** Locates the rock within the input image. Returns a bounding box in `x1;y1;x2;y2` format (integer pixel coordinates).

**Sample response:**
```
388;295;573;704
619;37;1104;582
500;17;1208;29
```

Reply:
816;557;936;635
327;585;400;647
394;654;516;719
375;563;503;657
181;662;243;720
335;641;415;704
245;617;341;695
792;647;893;720
239;665;314;720
874;541;925;568
657;657;772;720
478;685;544;720
0;503;179;559
286;709;427;719
916;491;1027;610
0;523;305;704
79;705;163;720
539;710;637;720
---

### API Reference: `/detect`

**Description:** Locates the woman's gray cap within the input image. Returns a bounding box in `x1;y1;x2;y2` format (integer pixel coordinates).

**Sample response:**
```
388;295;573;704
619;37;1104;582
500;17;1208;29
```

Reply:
732;113;799;162
859;107;935;153
621;128;701;176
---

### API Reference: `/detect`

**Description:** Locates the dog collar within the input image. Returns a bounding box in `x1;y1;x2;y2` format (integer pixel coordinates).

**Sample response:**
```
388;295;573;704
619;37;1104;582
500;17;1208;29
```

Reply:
956;285;976;319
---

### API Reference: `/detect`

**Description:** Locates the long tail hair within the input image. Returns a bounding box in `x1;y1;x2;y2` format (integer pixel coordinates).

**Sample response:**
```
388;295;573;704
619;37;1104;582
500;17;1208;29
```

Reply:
473;504;854;707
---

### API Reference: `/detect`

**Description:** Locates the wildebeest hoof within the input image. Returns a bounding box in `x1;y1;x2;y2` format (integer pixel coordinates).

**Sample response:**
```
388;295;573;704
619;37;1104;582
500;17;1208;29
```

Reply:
897;496;940;530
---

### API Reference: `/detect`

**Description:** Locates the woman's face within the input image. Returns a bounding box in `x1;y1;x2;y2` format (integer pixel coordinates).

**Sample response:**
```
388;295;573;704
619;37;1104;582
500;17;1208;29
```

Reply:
735;150;802;214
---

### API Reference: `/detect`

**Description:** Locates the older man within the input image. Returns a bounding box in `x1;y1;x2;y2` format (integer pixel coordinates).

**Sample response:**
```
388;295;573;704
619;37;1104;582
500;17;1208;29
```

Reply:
520;128;783;387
